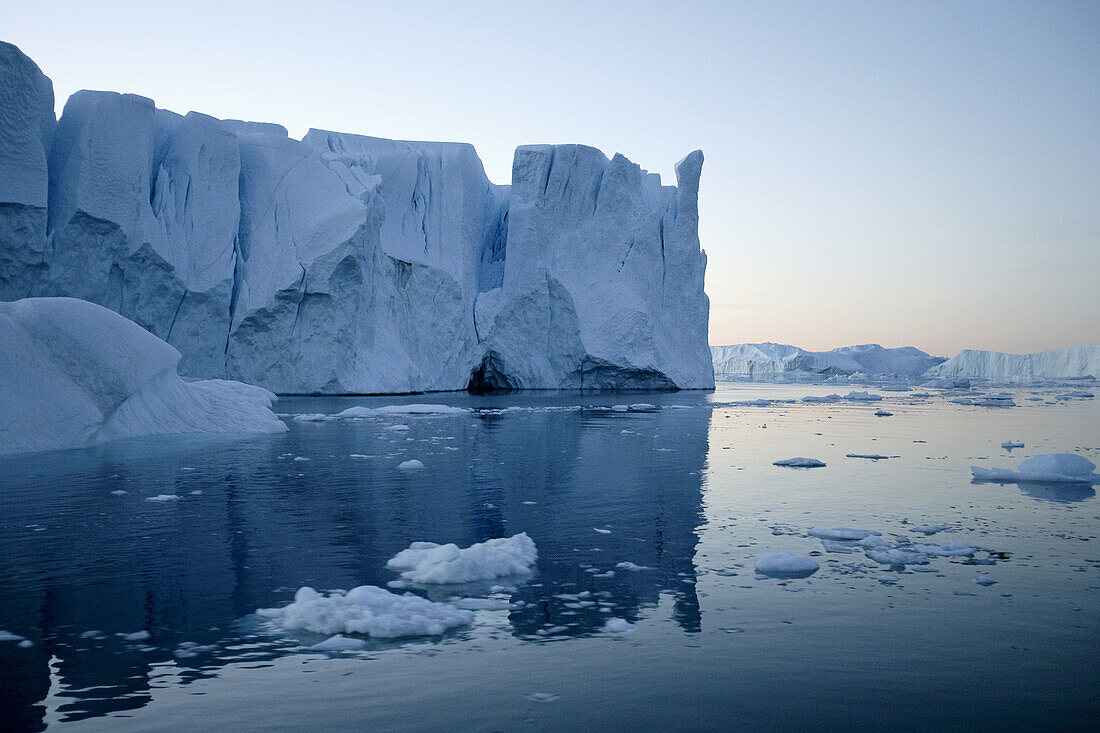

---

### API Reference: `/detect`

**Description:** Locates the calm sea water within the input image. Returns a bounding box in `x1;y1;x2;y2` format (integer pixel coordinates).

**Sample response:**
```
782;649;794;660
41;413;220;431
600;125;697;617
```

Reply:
1;384;1097;731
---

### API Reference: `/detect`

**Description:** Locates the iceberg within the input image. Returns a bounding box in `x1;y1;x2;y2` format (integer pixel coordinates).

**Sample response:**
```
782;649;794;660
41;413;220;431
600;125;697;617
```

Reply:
0;44;713;395
0;297;286;456
971;453;1099;484
927;346;1100;382
712;342;944;380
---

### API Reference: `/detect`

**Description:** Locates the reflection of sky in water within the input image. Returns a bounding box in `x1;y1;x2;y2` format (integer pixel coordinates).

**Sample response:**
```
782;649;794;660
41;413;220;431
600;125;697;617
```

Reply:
0;385;1097;731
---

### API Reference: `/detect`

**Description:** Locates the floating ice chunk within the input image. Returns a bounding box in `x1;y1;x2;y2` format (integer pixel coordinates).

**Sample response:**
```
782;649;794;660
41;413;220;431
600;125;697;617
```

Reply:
611;405;629;412
1001;441;1025;450
858;535;891;548
844;391;882;401
110;490;127;496
615;562;652;571
293;456;310;462
974;575;998;586
802;394;841;403
872;574;899;583
594;528;612;534
385;424;411;432
397;459;424;470
754;551;819;578
385;532;537;584
448;598;511;611
0;630;25;642
914;525;946;535
146;494;180;502
773;457;826;468
914;542;975;557
311;634;370;651
971;453;1099;484
846;453;892;460
529;693;559;703
17;639;33;648
174;641;218;658
119;630;151;641
373;404;468;415
819;539;859;553
79;630;104;639
628;403;657;412
603;618;635;633
293;413;328;422
258;586;473;638
808;528;880;541
865;548;929;566
873;410;893;417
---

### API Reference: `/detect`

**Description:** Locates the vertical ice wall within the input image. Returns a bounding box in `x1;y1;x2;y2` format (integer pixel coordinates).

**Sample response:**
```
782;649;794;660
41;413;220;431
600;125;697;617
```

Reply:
0;42;714;393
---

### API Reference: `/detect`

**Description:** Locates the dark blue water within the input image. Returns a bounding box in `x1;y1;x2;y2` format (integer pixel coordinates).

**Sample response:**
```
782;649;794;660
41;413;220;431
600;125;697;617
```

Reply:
1;385;1097;731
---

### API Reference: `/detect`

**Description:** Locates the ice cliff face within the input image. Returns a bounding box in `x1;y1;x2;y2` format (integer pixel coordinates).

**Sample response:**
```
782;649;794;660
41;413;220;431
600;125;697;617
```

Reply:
926;346;1100;382
0;43;713;393
712;342;944;379
0;298;286;455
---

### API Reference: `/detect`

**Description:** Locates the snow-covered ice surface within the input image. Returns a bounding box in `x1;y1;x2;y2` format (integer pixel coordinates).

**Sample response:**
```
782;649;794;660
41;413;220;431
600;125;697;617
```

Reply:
0;383;1097;730
0;297;286;455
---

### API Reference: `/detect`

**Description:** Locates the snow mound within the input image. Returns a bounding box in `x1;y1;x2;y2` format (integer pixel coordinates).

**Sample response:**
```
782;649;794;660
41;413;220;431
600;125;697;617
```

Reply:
257;586;473;638
773;457;826;468
971;453;1099;484
385;532;538;584
0;298;286;456
754;551;819;578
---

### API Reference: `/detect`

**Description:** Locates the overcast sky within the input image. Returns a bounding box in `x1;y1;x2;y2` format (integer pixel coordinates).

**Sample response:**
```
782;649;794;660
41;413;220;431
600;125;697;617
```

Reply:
7;0;1098;356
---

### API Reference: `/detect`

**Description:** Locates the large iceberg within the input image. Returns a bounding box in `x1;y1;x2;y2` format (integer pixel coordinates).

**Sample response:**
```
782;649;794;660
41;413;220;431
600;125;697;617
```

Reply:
926;346;1100;382
0;43;714;394
0;297;286;456
712;342;943;379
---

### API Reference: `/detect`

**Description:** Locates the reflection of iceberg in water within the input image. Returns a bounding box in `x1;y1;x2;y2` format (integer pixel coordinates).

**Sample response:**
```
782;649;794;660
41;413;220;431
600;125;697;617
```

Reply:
0;400;709;728
1015;481;1096;503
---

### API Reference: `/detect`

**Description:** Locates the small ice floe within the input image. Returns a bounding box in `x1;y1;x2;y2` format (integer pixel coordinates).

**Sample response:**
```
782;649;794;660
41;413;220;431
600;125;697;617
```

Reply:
865;548;929;566
594;528;612;534
293;456;310;462
119;630;151;641
819;539;860;553
385;424;411;432
0;630;26;642
846;453;892;460
873;410;893;417
802;394;841;403
1001;441;1025;450
773;457;826;468
1056;391;1094;400
615;562;652;571
953;394;1015;408
720;627;746;634
448;598;511;611
110;490;127;496
971;453;1099;484
872;573;899;584
385;533;537;583
974;575;998;586
529;693;560;703
311;634;369;652
808;528;880;541
628;403;658;412
146;494;180;502
349;454;371;459
17;640;33;648
845;391;882;401
189;490;203;496
611;405;629;412
335;404;468;419
397;459;424;470
754;551;819;578
292;413;328;423
603;618;635;633
79;630;104;639
913;542;976;557
914;525;946;535
257;586;474;638
522;500;538;505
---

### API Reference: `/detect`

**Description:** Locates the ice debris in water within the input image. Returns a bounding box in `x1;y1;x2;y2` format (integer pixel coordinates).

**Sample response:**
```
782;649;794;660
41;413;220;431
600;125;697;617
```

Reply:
119;630;151;641
529;693;559;703
844;391;882;401
846;453;892;460
754;552;819;578
808;528;880;541
914;525;946;535
974;575;998;586
397;459;424;470
773;457;826;468
0;630;26;642
971;453;1099;484
385;533;538;584
615;562;651;571
1001;441;1025;450
257;586;474;638
603;618;635;633
146;494;180;502
337;404;468;418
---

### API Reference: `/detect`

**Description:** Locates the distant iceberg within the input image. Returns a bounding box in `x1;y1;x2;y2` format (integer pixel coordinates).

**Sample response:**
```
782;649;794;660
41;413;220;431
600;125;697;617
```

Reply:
926;346;1100;382
0;297;286;455
711;342;944;380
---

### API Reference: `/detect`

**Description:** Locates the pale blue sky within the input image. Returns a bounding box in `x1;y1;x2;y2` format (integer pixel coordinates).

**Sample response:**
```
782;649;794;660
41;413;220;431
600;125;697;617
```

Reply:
7;0;1098;356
